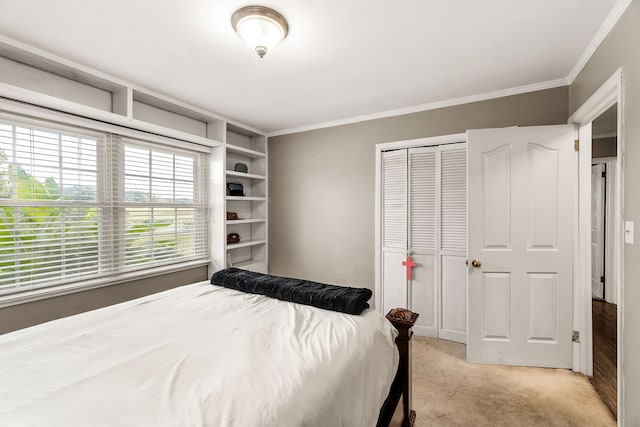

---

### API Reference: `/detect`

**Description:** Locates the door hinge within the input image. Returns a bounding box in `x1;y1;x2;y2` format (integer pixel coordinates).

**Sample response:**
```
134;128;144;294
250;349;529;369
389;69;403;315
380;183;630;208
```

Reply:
602;171;607;178
572;330;580;343
574;140;579;152
600;276;605;283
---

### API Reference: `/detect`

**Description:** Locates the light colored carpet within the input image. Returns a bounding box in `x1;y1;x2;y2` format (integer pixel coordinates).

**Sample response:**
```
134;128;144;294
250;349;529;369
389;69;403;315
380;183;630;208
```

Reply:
408;337;616;427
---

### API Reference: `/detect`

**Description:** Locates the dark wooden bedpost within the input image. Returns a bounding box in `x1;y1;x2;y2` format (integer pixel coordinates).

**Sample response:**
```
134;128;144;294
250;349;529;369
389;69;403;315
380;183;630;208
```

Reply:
377;309;418;427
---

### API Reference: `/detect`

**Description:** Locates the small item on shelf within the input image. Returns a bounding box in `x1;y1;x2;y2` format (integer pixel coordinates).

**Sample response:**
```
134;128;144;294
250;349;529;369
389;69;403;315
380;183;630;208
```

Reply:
227;253;233;267
227;182;244;196
227;233;240;244
227;212;239;220
234;162;249;173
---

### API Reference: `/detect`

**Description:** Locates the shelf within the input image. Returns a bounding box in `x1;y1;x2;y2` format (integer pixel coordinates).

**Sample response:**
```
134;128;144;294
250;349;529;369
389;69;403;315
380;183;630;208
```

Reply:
226;218;266;225
132;88;224;124
223;126;267;274
226;196;266;201
231;259;266;270
0;37;128;94
127;118;223;148
226;144;266;159
226;239;266;250
226;170;266;180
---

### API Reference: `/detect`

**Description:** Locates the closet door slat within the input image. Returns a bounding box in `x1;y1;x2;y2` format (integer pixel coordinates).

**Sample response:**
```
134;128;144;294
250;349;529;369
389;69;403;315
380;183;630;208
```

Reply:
382;150;407;249
409;149;437;252
441;148;467;252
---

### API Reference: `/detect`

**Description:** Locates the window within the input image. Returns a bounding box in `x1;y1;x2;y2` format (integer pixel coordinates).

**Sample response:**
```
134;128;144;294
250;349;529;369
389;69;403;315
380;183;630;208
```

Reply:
118;140;207;268
0;115;209;297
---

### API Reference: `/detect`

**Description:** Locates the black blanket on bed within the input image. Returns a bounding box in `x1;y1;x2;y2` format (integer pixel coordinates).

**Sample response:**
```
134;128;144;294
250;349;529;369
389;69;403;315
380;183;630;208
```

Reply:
210;268;372;315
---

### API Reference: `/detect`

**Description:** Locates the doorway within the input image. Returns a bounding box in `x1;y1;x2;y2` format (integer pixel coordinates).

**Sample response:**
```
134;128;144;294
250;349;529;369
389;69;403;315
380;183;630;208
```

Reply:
569;68;624;421
590;104;619;417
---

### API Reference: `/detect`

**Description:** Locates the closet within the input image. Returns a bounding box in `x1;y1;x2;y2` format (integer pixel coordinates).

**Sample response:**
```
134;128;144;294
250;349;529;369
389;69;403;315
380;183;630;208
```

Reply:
377;141;467;343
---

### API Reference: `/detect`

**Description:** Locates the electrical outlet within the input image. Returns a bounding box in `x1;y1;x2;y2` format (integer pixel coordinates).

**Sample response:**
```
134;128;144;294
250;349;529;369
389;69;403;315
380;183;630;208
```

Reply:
625;221;634;244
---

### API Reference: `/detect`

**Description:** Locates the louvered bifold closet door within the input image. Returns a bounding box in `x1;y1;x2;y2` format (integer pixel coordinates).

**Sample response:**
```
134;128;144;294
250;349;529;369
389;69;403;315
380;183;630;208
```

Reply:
381;150;408;315
408;147;438;336
439;145;467;343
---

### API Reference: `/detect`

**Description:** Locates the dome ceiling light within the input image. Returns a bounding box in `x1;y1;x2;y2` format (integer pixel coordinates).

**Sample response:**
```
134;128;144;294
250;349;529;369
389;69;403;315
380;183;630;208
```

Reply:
231;6;289;58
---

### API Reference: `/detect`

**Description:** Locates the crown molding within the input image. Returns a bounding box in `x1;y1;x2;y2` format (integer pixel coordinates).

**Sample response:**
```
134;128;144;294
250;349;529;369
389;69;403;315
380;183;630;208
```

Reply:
566;0;632;84
268;78;568;137
270;0;631;138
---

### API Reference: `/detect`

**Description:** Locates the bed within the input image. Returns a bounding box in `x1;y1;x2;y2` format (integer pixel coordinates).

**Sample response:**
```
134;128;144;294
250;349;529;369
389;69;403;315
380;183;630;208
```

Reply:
0;273;417;426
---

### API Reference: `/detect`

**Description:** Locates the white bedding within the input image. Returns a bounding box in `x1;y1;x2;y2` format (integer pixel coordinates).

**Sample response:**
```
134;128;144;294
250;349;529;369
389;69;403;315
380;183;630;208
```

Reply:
0;281;398;426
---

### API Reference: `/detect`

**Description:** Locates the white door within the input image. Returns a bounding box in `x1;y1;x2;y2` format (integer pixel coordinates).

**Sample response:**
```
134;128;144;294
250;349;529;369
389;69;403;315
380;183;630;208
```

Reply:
467;125;576;368
380;144;467;343
381;150;408;315
439;146;467;343
381;147;439;337
408;147;438;337
591;164;605;300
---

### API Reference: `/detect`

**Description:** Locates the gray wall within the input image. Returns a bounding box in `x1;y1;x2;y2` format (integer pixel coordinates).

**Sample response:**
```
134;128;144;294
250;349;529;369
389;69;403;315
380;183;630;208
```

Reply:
570;2;640;424
0;266;208;334
268;87;568;293
592;137;617;158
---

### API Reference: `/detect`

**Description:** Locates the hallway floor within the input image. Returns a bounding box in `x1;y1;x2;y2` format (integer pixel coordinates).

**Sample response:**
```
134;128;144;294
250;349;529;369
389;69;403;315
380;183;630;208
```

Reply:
408;337;615;426
591;299;617;417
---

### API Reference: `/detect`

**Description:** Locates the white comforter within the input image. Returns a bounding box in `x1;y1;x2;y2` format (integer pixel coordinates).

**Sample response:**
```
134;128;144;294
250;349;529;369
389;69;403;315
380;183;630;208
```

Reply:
0;281;398;427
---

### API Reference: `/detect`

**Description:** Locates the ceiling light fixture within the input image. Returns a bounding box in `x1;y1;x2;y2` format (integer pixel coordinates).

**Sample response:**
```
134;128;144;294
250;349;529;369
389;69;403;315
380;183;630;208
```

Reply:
231;6;289;58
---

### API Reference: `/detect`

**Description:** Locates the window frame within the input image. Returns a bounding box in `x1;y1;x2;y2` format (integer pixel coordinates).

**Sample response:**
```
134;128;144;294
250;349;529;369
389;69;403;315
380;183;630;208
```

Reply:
0;112;211;308
114;136;209;274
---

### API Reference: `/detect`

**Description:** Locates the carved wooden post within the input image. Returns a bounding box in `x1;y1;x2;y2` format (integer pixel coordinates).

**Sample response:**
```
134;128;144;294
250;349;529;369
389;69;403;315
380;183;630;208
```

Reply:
382;309;418;427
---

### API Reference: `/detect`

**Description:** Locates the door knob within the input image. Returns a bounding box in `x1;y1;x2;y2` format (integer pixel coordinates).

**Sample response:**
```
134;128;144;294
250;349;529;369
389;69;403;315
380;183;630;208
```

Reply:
471;259;482;268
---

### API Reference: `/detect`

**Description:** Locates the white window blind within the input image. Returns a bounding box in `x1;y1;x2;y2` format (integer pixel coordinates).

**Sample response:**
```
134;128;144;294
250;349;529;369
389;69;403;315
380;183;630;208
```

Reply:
116;139;208;270
0;115;209;297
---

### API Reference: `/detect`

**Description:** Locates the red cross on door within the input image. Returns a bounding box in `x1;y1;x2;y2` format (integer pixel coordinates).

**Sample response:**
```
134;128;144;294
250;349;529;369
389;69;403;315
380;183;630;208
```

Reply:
402;256;417;280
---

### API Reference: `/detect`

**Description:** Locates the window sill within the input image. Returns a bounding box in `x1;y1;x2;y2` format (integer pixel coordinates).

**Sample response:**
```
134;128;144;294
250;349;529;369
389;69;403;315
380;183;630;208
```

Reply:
0;259;210;309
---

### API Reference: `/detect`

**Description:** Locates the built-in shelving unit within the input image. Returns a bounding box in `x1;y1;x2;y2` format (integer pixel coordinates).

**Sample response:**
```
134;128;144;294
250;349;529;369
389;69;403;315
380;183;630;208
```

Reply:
0;35;227;148
0;34;268;278
221;124;268;274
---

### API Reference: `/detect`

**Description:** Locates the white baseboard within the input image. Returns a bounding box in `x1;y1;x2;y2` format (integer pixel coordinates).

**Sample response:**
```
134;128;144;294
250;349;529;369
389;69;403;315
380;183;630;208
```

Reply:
438;329;467;344
413;326;437;338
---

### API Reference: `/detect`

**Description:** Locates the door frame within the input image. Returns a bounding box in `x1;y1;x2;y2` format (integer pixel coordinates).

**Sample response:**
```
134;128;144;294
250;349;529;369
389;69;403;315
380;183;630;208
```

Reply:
590;163;606;301
592;157;618;304
568;68;624;420
374;133;466;316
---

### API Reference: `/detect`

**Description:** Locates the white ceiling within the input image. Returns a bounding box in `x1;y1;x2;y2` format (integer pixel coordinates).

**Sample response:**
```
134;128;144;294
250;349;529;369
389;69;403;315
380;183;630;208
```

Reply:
0;0;622;134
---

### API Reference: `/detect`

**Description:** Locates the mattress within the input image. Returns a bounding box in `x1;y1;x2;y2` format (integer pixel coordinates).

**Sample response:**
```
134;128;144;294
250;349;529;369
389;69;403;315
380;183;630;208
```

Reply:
0;281;399;426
